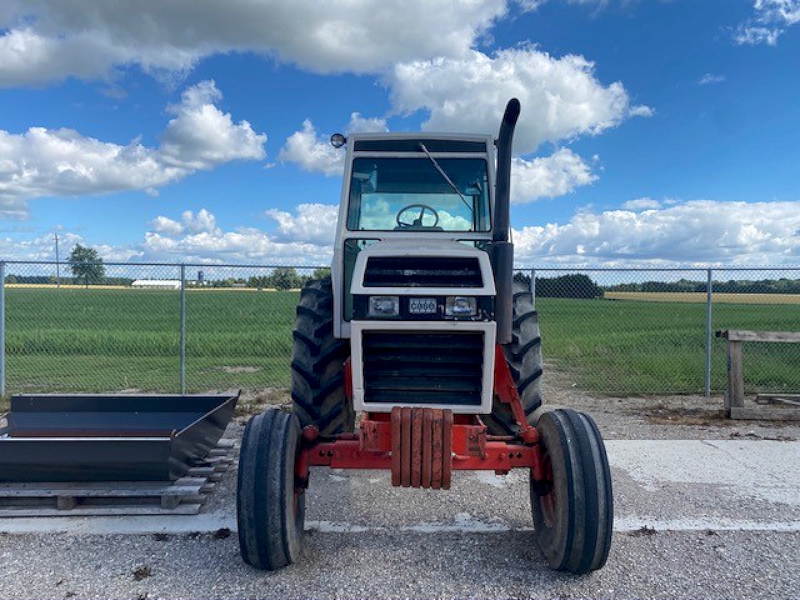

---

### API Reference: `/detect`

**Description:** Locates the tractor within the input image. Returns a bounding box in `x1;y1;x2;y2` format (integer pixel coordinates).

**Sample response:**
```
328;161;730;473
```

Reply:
236;99;613;575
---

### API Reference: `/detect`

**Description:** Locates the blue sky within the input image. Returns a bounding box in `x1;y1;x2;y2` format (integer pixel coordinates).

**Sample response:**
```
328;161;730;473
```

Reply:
0;0;798;267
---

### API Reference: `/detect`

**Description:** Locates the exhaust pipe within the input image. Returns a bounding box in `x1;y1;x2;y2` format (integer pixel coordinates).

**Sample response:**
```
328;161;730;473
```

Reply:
492;99;520;344
493;98;520;243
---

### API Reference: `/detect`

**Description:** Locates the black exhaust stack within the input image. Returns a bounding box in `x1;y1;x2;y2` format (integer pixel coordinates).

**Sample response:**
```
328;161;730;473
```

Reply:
492;99;520;344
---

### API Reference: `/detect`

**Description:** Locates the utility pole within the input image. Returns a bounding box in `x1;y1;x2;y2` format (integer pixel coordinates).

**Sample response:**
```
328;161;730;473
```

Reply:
54;233;60;288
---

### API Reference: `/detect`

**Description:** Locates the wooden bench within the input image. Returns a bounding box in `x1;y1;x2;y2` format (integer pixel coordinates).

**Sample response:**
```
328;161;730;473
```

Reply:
716;330;800;420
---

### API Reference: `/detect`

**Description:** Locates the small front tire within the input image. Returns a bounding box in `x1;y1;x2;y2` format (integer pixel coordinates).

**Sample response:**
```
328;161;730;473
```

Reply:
237;409;305;570
531;408;613;574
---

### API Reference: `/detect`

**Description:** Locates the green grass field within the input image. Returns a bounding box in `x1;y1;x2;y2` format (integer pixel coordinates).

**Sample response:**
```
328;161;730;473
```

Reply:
5;288;298;394
3;287;799;397
536;297;800;394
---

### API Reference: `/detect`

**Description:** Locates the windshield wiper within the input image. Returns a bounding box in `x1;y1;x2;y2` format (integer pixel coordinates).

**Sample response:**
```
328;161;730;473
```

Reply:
418;143;473;214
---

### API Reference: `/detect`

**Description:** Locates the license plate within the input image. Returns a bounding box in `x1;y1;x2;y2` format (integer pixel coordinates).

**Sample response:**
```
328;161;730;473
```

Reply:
409;298;437;314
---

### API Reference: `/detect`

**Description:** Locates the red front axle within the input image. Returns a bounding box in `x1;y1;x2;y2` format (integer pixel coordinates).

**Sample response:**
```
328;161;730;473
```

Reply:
295;344;546;490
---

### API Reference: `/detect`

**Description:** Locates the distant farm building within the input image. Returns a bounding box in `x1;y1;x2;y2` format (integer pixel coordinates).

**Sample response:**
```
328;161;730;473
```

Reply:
131;279;181;290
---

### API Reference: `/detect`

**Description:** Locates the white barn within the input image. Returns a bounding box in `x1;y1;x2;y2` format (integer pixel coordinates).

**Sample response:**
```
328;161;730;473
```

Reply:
131;279;181;290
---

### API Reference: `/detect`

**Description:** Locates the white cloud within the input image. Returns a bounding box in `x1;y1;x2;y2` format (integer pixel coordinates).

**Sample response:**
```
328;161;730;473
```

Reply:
278;111;385;176
698;73;726;86
150;215;184;237
0;80;266;201
0;231;81;262
345;113;389;134
735;0;800;45
266;203;340;245
0;1;514;85
622;197;661;210
511;149;597;204
279;120;344;177
387;48;652;154
0;197;30;219
513;200;800;265
160;81;266;170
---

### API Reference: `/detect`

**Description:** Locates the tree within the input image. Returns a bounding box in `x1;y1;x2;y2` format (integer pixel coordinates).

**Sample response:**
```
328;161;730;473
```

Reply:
312;267;332;280
270;267;300;290
535;274;603;299
68;244;105;288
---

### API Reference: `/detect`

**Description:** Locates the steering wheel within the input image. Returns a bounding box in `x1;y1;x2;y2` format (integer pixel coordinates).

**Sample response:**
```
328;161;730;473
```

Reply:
396;204;440;229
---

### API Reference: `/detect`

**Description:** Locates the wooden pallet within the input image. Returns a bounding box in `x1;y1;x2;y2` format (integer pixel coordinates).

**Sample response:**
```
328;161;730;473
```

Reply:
0;439;235;517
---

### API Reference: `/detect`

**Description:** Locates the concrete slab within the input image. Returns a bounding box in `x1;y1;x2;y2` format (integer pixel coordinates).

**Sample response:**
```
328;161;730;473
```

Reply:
1;439;798;536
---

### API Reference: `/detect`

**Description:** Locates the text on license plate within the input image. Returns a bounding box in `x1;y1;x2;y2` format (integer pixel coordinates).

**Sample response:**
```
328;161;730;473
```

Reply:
409;298;437;314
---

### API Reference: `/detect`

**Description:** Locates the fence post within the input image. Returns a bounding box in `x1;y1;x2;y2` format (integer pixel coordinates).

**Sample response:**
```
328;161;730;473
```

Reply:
530;268;536;309
180;264;186;395
0;262;5;397
705;268;713;398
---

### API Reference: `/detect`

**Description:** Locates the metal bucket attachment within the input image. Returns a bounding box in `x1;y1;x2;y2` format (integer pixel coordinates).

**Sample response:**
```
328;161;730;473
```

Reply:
0;393;238;482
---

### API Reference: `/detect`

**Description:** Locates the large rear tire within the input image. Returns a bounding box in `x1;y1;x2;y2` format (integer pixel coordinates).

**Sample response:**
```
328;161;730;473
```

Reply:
485;281;543;435
530;408;613;574
237;409;305;570
291;278;354;435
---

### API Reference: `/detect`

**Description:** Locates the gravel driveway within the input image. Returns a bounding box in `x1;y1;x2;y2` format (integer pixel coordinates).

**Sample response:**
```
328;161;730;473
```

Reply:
2;377;799;600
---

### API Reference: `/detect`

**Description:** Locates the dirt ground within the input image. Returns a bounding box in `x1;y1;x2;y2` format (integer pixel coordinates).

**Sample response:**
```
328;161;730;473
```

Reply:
233;363;800;443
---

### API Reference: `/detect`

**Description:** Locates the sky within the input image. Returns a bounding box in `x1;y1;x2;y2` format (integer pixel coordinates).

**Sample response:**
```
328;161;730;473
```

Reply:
0;0;798;268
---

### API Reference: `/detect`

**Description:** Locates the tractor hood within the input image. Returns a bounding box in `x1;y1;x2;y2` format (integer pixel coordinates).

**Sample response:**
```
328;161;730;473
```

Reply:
350;240;496;297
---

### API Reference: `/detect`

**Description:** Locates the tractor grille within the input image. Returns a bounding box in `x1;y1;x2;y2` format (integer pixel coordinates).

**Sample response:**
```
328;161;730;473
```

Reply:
363;256;482;288
361;331;484;406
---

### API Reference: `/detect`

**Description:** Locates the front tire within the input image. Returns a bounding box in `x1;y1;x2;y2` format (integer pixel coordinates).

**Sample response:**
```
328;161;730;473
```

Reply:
237;409;305;570
530;408;613;574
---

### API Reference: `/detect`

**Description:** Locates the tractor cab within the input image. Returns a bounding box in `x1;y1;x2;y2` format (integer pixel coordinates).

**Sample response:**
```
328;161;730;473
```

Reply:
331;134;501;341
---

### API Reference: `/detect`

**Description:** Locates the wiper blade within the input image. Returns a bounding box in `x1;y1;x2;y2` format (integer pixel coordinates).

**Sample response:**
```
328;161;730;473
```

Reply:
418;143;473;214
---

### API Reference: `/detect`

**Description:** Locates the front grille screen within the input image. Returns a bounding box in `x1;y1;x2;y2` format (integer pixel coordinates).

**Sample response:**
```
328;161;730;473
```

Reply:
362;331;484;406
363;256;482;288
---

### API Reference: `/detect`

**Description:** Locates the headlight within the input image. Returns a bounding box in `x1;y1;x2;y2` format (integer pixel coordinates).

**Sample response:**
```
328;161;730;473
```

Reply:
368;295;400;317
445;296;477;317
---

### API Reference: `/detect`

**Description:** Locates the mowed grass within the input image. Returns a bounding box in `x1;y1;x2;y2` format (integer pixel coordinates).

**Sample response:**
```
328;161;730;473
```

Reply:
536;296;800;395
3;287;799;397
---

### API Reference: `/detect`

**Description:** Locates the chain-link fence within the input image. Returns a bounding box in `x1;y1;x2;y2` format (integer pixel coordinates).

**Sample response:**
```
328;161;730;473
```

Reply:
0;261;325;395
524;267;800;397
1;261;799;400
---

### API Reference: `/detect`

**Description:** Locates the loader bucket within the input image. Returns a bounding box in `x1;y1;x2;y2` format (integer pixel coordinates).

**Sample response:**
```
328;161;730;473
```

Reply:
0;393;238;482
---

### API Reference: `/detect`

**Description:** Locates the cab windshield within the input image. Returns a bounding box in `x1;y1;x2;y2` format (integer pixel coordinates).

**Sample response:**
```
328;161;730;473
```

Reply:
346;157;490;232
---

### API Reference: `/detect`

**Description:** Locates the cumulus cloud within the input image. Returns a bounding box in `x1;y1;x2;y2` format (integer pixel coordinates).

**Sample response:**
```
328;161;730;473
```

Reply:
151;209;220;237
513;200;800;265
511;149;597;204
0;230;143;263
279;120;344;177
134;206;338;264
278;112;386;176
160;81;266;170
622;197;661;211
266;203;339;245
0;80;266;202
0;197;31;219
387;48;651;154
735;0;800;46
0;0;514;85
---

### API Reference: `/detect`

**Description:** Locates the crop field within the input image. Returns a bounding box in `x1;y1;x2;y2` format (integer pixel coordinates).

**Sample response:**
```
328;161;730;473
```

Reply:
2;287;799;397
4;288;299;394
605;291;800;305
536;296;800;394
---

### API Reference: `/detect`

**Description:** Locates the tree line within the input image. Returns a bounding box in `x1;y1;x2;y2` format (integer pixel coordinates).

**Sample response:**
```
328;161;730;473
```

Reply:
4;245;332;290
